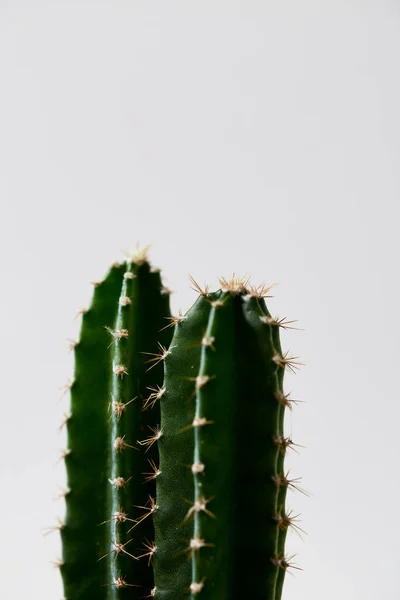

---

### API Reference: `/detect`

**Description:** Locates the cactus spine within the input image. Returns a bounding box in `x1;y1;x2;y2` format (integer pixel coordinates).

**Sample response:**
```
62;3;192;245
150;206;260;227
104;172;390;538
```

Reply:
60;253;172;599
58;266;302;600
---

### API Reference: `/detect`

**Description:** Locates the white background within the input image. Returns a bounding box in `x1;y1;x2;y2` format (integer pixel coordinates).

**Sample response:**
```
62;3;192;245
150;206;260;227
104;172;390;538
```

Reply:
1;1;399;598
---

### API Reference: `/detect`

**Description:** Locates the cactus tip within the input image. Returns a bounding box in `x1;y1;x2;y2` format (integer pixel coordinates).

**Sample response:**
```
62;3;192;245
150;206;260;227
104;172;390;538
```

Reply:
122;243;152;265
218;274;251;295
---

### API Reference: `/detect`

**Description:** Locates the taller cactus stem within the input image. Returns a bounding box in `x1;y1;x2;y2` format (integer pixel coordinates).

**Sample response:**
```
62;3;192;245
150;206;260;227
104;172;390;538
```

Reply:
60;255;172;600
154;280;296;600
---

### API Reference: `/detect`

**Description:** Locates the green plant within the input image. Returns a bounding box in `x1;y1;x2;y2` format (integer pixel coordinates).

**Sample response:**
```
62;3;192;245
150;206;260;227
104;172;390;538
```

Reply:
58;249;173;599
56;254;303;600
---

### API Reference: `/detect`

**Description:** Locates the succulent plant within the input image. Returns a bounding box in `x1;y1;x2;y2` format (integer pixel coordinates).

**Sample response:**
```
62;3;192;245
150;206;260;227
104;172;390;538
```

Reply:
55;255;303;600
58;249;173;599
153;276;303;600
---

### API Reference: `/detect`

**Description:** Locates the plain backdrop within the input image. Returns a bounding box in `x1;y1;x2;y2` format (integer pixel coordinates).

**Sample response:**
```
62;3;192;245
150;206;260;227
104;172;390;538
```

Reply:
1;1;399;599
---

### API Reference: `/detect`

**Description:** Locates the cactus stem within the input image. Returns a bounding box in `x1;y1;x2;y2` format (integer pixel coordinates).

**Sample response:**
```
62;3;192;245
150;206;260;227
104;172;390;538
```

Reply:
189;580;204;594
272;351;304;374
143;385;165;410
135;540;157;565
143;458;162;482
188;275;211;297
143;343;171;371
109;396;137;420
137;426;163;451
160;310;186;330
113;435;138;452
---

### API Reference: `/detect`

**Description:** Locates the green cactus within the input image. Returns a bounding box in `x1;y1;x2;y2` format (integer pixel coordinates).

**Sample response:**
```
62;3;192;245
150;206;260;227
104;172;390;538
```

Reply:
57;265;303;600
153;276;303;600
59;249;173;599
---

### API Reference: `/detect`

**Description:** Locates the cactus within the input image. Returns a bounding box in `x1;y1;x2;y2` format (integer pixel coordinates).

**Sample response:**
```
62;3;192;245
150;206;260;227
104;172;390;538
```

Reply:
57;264;303;600
153;276;302;600
59;249;173;599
